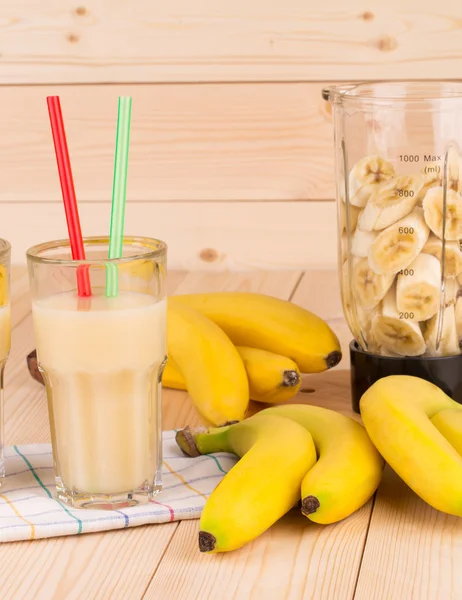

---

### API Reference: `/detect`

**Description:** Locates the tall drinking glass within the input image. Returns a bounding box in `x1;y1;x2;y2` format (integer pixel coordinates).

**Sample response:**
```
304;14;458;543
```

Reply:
0;239;11;486
26;236;167;509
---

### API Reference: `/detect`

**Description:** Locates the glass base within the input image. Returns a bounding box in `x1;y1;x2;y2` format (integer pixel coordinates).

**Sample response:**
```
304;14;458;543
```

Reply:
56;477;162;510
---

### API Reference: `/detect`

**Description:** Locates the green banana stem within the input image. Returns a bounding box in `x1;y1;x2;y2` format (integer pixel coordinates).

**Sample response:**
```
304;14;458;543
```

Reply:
175;425;232;457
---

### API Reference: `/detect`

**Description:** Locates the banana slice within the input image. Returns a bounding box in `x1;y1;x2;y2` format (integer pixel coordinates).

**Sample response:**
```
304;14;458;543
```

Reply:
352;258;395;310
368;207;430;275
396;253;441;321
351;229;377;258
358;174;423;232
422;186;462;240
339;201;361;232
418;152;462;201
348;155;395;208
456;296;462;340
444;277;459;307
424;305;460;356
422;234;462;277
371;285;426;356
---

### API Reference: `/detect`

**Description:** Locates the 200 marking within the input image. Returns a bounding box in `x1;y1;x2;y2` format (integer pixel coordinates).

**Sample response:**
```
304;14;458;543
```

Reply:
399;312;415;319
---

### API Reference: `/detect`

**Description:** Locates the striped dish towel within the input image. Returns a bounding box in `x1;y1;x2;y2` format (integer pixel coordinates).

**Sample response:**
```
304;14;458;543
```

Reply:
0;430;237;543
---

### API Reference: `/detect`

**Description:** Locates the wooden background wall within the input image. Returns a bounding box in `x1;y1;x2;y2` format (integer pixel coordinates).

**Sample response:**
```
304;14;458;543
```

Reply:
2;1;462;267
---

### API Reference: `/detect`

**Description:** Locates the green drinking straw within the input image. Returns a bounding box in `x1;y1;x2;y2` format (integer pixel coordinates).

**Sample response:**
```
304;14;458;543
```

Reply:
106;96;133;297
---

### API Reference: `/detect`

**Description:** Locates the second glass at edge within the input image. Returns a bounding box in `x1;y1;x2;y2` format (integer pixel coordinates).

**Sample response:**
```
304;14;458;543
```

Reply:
26;236;167;509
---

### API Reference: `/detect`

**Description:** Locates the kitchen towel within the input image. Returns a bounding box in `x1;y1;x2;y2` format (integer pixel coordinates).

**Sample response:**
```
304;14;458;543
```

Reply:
0;430;237;543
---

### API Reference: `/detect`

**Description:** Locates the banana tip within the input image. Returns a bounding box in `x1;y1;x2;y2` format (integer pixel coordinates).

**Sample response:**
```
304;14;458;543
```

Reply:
282;370;300;387
301;495;321;516
198;531;216;553
326;350;342;369
175;427;201;457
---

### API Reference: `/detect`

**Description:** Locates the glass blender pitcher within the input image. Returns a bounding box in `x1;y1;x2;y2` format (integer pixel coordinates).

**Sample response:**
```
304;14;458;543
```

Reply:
324;81;462;412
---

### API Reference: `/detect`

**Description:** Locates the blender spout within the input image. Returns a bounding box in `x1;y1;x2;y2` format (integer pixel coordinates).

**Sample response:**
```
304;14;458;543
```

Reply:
322;83;359;103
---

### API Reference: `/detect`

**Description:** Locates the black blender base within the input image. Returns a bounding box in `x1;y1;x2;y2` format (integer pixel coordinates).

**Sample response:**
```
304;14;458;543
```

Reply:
349;340;462;414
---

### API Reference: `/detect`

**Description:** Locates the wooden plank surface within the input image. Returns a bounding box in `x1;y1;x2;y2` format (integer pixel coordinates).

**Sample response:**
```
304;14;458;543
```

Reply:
0;82;334;203
354;467;462;600
2;1;462;83
3;201;338;268
3;267;461;599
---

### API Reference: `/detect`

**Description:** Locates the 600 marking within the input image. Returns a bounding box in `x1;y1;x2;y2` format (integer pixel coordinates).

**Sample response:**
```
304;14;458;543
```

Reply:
399;227;415;234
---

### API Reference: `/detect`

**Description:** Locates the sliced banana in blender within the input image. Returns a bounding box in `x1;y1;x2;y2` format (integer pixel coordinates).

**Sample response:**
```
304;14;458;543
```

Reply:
339;201;361;232
443;277;459;307
424;304;460;356
352;258;395;310
422;233;462;276
358;174;424;232
422;186;462;240
455;296;462;340
371;284;427;356
396;253;441;321
351;229;377;258
348;155;395;208
368;207;430;275
418;153;462;201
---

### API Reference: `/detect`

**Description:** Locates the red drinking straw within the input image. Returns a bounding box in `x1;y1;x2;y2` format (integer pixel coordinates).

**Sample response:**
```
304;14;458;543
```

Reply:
47;96;92;297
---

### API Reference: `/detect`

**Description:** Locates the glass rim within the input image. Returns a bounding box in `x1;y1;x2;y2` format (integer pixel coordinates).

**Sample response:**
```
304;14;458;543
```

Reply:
322;80;462;107
26;235;167;266
0;238;11;260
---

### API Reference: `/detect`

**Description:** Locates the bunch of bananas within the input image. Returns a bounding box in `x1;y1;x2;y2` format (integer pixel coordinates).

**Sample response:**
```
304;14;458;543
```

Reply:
176;374;462;554
341;151;462;357
166;293;342;425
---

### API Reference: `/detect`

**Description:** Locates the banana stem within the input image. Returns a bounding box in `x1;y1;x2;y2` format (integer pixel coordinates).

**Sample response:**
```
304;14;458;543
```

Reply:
196;426;232;455
175;425;233;456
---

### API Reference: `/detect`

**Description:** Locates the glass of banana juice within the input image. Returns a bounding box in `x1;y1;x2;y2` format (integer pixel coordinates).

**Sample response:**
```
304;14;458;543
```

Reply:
0;239;11;487
26;236;167;509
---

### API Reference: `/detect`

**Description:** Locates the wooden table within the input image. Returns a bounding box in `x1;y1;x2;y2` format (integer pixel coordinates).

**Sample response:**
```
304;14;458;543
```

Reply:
1;267;461;600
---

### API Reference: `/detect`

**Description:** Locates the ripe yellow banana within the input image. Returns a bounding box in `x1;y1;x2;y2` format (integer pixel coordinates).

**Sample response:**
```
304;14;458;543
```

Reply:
167;303;249;426
257;404;384;523
360;375;462;516
163;346;301;404
431;408;462;455
176;413;317;553
169;293;342;373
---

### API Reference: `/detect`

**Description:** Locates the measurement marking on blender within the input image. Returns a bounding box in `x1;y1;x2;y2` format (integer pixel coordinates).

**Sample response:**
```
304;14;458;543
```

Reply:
399;312;415;319
398;227;414;234
398;269;415;276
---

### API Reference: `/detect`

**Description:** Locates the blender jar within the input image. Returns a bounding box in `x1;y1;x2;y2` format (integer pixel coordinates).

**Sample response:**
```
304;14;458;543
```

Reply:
324;81;462;412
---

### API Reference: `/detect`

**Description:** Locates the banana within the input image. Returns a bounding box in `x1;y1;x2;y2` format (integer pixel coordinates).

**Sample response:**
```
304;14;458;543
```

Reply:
422;186;462;240
169;294;342;373
339;201;361;232
368;207;430;275
456;296;462;340
348;155;395;207
443;277;458;307
431;408;462;455
351;228;377;258
352;257;394;310
360;375;462;516
176;413;317;553
358;174;423;232
163;346;301;404
341;261;381;351
418;152;462;200
396;253;441;321
340;230;348;261
371;285;426;356
424;304;460;356
422;234;462;277
257;404;384;524
167;302;249;426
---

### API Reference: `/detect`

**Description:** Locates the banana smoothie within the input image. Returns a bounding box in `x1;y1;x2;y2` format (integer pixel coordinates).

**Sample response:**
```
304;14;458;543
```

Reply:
32;291;167;498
